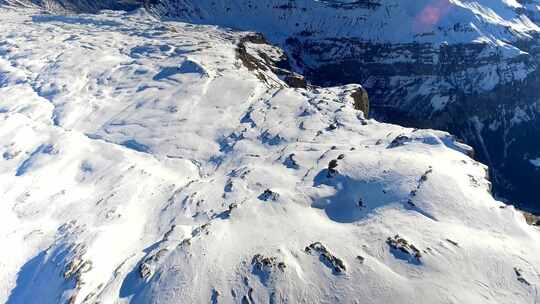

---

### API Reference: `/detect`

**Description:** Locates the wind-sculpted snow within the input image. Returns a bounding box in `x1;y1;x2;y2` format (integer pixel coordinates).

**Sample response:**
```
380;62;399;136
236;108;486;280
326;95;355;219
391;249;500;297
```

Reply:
0;7;539;304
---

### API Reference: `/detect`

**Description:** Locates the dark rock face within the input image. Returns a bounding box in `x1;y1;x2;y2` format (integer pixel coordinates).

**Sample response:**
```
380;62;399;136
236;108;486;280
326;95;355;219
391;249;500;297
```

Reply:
350;87;369;116
251;254;286;285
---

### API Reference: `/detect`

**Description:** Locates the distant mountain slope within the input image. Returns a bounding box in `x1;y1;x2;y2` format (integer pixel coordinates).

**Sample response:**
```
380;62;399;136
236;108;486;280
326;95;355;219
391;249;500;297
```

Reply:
0;6;539;304
0;0;142;12
145;0;540;212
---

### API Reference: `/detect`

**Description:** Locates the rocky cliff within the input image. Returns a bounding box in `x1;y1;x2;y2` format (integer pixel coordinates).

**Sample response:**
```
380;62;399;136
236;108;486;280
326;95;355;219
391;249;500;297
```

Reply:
0;0;142;12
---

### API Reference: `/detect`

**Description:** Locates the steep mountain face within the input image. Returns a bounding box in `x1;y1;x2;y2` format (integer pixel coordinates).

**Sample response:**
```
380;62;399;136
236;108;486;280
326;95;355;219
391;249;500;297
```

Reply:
0;0;142;12
1;5;540;304
143;0;540;213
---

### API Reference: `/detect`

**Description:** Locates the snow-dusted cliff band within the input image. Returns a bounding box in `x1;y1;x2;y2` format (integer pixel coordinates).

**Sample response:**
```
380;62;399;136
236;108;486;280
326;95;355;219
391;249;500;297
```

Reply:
0;2;540;304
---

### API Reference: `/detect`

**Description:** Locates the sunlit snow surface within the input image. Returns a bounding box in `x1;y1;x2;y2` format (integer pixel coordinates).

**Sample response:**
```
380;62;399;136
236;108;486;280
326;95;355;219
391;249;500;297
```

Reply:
0;7;539;304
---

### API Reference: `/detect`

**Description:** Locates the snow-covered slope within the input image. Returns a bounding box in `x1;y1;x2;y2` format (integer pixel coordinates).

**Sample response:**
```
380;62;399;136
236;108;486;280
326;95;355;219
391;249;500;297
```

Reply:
0;6;539;304
4;0;540;214
146;0;540;213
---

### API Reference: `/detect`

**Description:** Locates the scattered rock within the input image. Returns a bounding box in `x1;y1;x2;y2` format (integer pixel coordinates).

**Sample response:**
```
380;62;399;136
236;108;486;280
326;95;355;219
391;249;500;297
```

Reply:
251;254;286;282
180;238;192;247
419;167;433;183
139;248;170;279
224;180;234;193
406;199;416;208
283;153;299;169
387;134;412;148
305;242;346;274
64;258;92;280
514;267;531;286
327;123;338;131
407;167;433;208
357;197;366;209
193;222;211;236
228;203;238;212
327;159;339;177
2;150;20;160
387;235;422;263
163;224;176;241
445;239;459;247
139;262;152;279
258;189;279;201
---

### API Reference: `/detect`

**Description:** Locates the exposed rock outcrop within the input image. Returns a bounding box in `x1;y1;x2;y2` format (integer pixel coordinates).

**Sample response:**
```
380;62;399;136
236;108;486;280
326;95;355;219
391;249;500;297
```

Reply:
523;211;540;226
236;33;307;89
305;242;347;274
351;87;369;117
386;235;422;264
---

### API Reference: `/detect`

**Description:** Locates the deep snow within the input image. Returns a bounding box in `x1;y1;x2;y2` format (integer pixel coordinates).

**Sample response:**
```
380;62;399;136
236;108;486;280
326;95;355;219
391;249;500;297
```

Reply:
0;6;539;304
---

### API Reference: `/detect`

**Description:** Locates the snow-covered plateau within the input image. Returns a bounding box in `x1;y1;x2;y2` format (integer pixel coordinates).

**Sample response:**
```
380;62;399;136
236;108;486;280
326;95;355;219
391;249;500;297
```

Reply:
149;0;540;213
0;5;539;304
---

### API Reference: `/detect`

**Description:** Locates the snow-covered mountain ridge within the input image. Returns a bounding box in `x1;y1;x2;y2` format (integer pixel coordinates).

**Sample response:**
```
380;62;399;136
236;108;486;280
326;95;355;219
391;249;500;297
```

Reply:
144;0;540;213
4;0;540;212
0;4;540;304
